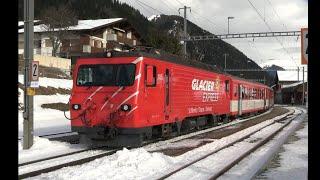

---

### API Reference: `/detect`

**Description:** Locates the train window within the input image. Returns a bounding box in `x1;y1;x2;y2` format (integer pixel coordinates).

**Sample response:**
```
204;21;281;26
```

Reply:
225;80;230;92
145;65;157;87
76;64;136;86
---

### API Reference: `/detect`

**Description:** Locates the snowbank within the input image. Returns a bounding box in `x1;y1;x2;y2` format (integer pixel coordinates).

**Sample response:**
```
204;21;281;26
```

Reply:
19;137;86;164
32;148;176;180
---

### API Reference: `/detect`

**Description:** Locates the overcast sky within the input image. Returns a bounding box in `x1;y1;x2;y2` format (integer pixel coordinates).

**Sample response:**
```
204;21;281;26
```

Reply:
119;0;308;70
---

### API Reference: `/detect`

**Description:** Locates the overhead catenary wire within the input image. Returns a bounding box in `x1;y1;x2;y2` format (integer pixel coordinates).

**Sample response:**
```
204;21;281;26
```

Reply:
265;0;298;63
135;0;165;15
246;0;298;67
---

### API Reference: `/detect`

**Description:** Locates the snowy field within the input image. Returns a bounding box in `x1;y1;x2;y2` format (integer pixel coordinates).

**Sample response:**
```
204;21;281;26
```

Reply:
22;108;305;180
18;74;72;137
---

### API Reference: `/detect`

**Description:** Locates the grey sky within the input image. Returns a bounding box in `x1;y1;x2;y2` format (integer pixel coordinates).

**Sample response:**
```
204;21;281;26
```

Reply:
119;0;308;69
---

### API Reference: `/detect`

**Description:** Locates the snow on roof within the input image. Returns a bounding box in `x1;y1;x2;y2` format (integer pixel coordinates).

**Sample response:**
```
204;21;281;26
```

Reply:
282;81;305;89
18;20;40;27
18;18;124;33
277;70;307;82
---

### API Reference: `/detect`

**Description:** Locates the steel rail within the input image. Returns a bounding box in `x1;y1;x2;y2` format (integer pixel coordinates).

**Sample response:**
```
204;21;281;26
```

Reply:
18;148;120;179
18;107;290;179
19;145;107;167
156;109;295;180
209;110;301;179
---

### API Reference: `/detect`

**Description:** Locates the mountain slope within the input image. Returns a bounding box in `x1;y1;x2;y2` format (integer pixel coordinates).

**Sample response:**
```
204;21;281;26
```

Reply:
18;0;275;85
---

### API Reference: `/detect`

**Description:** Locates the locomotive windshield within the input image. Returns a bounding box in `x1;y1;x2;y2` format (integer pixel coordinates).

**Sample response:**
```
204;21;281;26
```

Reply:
76;64;136;86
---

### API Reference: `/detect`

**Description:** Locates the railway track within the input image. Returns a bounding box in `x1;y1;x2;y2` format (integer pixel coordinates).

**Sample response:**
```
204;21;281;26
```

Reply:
18;147;120;179
154;108;303;180
18;107;295;179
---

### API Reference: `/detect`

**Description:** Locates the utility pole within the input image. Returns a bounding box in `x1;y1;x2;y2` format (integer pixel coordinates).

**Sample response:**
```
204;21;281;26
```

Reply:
23;0;34;149
302;66;305;105
179;6;191;57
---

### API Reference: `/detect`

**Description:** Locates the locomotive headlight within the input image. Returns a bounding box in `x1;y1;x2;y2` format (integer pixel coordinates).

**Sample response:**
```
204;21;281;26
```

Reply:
120;104;131;112
72;104;81;110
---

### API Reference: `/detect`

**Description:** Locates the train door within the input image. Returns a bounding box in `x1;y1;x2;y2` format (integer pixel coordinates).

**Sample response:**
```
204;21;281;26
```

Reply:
164;69;170;120
238;84;242;116
145;64;159;123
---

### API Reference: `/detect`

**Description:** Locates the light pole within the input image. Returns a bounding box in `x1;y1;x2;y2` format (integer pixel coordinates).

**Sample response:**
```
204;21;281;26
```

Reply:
227;16;234;34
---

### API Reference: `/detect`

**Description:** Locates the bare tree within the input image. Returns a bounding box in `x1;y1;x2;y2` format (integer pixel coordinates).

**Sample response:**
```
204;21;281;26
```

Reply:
40;5;78;57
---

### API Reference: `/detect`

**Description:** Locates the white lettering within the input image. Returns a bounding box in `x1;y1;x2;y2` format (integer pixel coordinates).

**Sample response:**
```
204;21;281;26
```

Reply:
191;78;215;92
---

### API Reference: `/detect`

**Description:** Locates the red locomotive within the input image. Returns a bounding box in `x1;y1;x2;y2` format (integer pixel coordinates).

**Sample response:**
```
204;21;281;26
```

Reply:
69;50;274;147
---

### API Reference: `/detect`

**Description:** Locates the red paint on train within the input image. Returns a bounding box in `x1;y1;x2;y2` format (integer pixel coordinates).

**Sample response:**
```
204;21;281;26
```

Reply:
69;52;274;146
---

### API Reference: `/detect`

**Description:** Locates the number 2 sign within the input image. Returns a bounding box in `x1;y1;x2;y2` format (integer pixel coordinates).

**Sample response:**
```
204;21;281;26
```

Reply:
30;61;39;81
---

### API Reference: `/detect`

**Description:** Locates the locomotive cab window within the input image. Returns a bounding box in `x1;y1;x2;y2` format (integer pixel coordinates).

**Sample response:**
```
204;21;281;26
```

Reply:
76;64;136;86
145;65;157;87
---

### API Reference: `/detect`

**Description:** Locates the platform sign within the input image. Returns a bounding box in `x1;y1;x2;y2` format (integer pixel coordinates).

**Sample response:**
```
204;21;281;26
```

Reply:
301;28;308;64
30;61;39;88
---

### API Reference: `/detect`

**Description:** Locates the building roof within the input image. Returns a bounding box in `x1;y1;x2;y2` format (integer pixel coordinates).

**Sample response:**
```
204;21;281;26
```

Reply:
282;81;305;89
18;18;124;33
277;70;308;82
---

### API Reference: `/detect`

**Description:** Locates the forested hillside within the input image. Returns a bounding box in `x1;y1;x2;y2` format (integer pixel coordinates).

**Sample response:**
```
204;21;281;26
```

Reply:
18;0;274;84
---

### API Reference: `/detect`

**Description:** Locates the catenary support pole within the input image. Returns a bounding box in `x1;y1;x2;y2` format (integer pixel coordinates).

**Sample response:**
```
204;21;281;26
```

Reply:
23;0;34;149
302;66;304;105
179;6;191;57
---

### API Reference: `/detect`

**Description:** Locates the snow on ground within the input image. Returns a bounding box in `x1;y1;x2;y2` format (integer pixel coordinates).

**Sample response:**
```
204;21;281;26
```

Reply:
18;74;72;90
255;119;308;179
164;123;285;180
19;137;87;164
218;111;307;180
18;75;72;137
30;148;177;180
30;109;295;180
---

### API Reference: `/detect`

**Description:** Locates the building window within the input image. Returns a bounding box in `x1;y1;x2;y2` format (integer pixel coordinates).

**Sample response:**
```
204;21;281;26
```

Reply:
45;39;52;47
90;39;95;47
97;41;101;48
83;45;91;53
34;40;41;48
133;40;136;46
118;32;123;37
127;31;132;39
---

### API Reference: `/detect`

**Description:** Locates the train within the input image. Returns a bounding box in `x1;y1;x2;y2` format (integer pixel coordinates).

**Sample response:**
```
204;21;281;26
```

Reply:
69;50;274;147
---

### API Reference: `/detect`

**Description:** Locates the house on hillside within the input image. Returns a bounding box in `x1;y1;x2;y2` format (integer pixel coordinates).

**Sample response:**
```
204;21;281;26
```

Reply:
18;18;144;58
